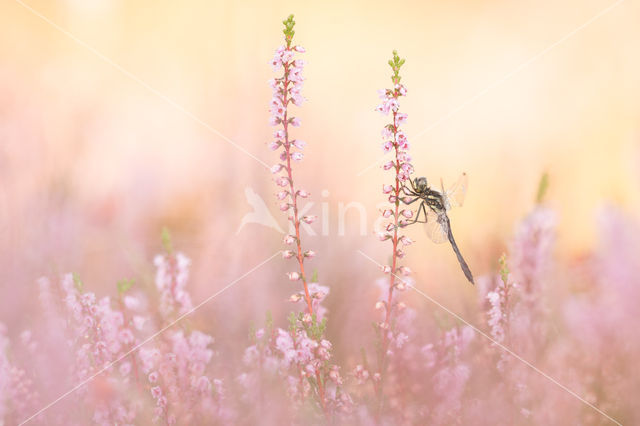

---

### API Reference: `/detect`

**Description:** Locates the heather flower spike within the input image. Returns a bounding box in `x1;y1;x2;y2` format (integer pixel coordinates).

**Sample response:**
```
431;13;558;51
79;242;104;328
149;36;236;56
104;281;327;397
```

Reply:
269;14;314;316
371;50;414;412
260;15;351;419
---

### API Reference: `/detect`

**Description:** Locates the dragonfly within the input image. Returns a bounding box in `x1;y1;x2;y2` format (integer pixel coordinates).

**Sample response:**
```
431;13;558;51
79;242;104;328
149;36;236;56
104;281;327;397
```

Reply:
401;173;474;284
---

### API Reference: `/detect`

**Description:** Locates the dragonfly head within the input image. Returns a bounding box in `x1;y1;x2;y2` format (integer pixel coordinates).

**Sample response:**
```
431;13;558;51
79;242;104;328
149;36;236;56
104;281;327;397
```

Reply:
414;177;428;192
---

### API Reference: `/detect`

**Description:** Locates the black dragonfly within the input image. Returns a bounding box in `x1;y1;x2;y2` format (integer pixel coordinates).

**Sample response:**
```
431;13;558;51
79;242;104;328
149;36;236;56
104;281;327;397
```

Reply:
402;173;474;284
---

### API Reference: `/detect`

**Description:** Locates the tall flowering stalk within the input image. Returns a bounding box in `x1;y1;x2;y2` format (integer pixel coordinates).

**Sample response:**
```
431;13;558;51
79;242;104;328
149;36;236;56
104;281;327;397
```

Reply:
269;14;316;317
486;254;515;370
264;16;350;420
372;50;414;411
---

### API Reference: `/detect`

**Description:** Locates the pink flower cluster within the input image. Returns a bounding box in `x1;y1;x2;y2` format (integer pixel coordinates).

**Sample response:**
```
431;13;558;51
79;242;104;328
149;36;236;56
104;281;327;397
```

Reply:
138;329;222;424
60;274;138;379
240;313;351;419
0;236;232;425
0;324;39;423
510;206;556;294
154;252;193;319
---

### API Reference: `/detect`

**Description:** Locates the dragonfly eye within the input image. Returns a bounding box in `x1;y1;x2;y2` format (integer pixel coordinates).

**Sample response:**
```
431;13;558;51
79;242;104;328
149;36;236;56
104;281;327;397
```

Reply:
415;177;428;192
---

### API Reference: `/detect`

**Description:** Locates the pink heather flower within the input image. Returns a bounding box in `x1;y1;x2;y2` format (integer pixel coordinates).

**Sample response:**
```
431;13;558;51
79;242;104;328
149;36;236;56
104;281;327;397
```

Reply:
395;281;407;291
397;152;411;162
317;346;331;361
378;232;391;241
148;371;159;383
293;45;305;52
270;97;283;108
151;386;162;399
291;94;305;105
296;189;309;198
119;361;132;377
382;141;394;153
382;184;394;194
289;69;304;83
270;164;283;173
396;112;408;124
400;209;413;218
291;139;306;149
118;329;134;345
290;117;301;127
399;236;413;246
283;234;296;244
289;293;303;302
282;250;295;259
195;376;212;393
304;283;330;319
287;272;301;281
303;250;316;258
276;190;289;200
123;295;140;310
279;202;290;211
395;332;409;348
354;365;369;384
275;329;296;362
268;141;281;151
375;104;390;115
281;50;294;62
133;315;146;331
271;56;282;70
329;366;342;385
275;176;289;187
400;162;413;173
291;152;304;161
383;160;395;170
387;98;399;112
301;215;317;224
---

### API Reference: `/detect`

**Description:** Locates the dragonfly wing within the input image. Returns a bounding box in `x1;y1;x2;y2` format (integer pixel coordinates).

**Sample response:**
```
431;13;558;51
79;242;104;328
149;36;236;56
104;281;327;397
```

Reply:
444;173;468;209
424;208;449;244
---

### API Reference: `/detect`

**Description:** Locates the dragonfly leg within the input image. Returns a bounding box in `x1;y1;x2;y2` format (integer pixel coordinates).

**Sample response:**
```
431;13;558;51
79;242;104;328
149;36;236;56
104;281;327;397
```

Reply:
401;185;418;197
408;201;428;224
402;196;422;205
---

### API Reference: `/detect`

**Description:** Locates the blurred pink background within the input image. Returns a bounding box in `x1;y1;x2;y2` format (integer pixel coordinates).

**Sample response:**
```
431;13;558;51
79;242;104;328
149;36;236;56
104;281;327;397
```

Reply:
1;0;640;366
